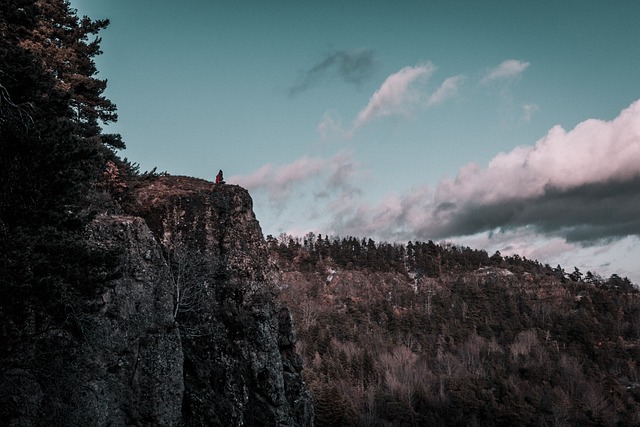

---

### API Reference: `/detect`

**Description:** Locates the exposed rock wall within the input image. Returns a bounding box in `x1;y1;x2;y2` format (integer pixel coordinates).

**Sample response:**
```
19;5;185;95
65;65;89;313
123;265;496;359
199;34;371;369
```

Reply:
1;176;313;426
81;215;184;426
1;215;185;427
125;176;314;426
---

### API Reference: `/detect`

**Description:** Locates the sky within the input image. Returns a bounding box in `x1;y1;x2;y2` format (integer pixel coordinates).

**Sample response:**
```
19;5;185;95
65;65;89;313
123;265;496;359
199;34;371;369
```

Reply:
70;1;640;283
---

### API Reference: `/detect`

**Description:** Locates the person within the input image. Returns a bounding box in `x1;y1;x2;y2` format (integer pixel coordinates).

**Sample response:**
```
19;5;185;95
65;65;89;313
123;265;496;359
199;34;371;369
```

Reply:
215;169;224;184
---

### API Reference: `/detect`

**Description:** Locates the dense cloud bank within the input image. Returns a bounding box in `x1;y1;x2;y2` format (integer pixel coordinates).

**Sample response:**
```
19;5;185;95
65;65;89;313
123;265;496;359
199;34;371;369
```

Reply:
333;99;640;244
234;99;640;257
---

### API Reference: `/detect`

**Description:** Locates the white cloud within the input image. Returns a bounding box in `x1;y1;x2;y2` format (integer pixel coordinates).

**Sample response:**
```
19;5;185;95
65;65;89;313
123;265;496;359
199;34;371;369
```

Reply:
352;63;435;131
316;62;467;139
481;59;530;84
229;150;360;205
318;111;346;142
231;163;273;190
521;103;538;123
242;100;640;283
327;99;640;244
427;74;465;106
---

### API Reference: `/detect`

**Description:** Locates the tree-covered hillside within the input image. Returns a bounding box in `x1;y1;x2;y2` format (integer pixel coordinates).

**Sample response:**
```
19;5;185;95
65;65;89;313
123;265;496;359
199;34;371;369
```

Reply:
271;234;640;426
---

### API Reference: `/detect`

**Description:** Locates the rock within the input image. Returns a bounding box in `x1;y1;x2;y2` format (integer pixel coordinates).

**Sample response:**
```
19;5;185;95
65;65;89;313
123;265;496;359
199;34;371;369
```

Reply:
127;176;314;426
75;214;184;426
1;176;313;426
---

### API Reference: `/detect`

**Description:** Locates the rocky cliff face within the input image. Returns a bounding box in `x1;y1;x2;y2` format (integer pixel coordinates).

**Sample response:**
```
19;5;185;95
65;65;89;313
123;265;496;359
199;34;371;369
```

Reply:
81;215;185;426
124;176;314;426
1;176;313;426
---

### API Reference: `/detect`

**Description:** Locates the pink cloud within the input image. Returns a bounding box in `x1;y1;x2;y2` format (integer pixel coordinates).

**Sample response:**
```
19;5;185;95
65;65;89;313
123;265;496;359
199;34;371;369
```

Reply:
431;99;640;209
427;75;465;106
352;63;435;131
521;103;538;123
328;99;640;243
318;63;466;139
481;59;530;84
229;150;360;205
232;164;273;190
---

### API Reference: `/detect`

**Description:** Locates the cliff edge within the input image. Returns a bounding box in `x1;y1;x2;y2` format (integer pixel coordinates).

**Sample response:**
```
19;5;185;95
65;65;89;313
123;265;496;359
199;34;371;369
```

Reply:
1;176;313;426
122;175;314;426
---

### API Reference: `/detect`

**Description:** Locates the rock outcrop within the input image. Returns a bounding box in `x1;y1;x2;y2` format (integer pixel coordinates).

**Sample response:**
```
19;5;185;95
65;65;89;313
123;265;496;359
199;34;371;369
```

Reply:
1;176;313;426
125;176;314;426
80;215;185;426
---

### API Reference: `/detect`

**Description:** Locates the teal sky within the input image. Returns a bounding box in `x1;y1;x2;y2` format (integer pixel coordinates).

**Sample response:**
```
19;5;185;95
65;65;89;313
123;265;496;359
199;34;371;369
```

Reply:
71;1;640;282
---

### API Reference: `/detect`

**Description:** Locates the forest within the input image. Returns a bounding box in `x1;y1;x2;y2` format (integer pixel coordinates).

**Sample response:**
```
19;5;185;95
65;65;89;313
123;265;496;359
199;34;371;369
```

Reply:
270;233;640;426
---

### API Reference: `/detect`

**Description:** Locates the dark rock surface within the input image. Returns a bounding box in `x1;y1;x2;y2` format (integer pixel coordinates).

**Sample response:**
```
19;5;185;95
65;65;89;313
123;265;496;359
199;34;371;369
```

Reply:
126;176;314;426
1;176;313;426
80;214;185;426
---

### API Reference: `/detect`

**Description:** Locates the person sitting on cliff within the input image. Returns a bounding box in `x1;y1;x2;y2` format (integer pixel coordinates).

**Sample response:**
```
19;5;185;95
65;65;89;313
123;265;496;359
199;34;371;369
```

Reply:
215;169;225;184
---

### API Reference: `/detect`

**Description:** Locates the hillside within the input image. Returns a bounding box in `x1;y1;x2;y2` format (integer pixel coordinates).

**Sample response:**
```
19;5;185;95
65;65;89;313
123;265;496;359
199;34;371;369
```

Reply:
270;235;640;426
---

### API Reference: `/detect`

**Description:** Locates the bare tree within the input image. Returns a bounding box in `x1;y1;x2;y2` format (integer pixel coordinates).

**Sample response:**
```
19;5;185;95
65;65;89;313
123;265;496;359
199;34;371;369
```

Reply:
161;234;220;337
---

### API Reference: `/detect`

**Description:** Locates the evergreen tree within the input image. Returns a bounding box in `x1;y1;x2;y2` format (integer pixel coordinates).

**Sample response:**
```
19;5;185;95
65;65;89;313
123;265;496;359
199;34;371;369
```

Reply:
16;0;122;148
0;0;122;377
0;0;121;227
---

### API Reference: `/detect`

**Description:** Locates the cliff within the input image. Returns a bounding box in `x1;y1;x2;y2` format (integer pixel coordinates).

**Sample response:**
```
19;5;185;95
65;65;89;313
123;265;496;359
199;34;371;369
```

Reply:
0;176;313;426
124;176;314;426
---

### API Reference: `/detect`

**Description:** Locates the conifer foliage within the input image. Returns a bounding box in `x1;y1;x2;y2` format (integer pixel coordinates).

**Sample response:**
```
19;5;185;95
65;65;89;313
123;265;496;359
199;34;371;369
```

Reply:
0;0;122;226
1;2;123;422
272;234;640;426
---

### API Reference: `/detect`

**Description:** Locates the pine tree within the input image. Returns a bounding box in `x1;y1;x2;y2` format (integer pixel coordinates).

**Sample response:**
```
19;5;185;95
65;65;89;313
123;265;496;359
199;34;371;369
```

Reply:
17;0;122;147
1;0;121;226
0;0;121;369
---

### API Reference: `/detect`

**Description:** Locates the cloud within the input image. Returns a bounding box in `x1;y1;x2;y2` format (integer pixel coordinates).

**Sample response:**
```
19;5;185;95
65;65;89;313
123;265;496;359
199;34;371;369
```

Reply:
289;49;377;96
481;59;530;84
318;111;347;142
521;103;538;123
352;63;436;131
328;99;640;245
232;163;273;190
316;63;464;139
450;227;578;263
427;74;465;106
229;150;360;205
